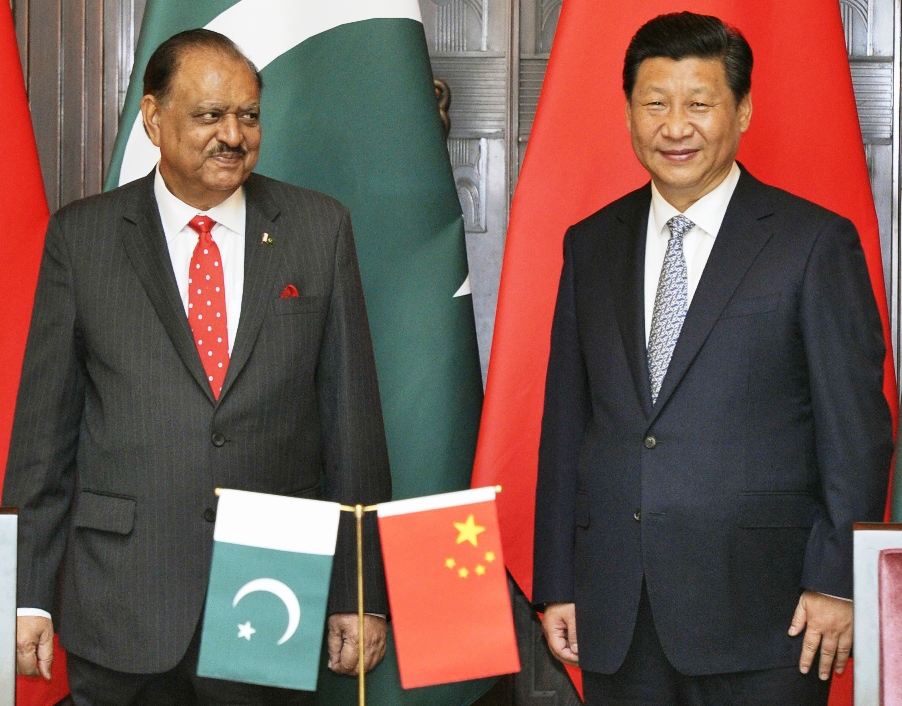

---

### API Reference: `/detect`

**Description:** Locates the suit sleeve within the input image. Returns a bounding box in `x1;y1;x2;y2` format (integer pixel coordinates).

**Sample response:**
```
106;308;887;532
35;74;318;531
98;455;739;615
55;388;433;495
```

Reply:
799;215;893;599
532;230;592;607
2;215;86;613
316;208;392;615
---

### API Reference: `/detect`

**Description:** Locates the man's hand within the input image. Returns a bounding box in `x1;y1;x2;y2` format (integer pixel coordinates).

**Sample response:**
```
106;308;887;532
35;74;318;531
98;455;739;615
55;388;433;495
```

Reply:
788;591;853;680
16;616;54;680
327;614;387;675
541;602;579;667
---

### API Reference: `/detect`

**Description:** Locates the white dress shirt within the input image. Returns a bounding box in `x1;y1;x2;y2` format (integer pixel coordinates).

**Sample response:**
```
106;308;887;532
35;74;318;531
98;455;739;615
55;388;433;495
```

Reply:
644;162;740;345
154;167;246;354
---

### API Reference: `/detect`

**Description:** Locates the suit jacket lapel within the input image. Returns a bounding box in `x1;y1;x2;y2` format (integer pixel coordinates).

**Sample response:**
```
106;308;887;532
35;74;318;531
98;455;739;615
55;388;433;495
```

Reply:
611;186;654;417
650;170;775;419
120;173;216;402
220;174;281;399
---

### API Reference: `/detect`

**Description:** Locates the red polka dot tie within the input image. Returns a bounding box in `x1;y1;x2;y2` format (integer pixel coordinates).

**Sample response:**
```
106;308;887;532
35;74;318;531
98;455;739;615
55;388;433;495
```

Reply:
187;215;229;399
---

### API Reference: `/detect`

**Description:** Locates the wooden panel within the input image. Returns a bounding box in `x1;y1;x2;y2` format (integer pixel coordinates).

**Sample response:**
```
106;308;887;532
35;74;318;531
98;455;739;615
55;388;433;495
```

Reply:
59;0;87;206
14;0;142;211
19;0;61;209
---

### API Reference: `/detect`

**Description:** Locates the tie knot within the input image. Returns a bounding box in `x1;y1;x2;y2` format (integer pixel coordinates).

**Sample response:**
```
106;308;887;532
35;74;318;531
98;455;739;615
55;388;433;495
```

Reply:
188;215;216;241
666;214;695;240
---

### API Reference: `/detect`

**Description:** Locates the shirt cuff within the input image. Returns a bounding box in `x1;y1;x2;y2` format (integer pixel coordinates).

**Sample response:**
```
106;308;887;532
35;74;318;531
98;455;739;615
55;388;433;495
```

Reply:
17;608;52;620
819;593;852;602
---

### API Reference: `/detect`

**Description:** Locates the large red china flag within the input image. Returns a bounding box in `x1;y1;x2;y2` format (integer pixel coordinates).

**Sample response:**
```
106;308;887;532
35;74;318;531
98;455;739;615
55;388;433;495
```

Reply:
0;4;71;705
377;487;520;688
0;0;48;484
471;1;897;703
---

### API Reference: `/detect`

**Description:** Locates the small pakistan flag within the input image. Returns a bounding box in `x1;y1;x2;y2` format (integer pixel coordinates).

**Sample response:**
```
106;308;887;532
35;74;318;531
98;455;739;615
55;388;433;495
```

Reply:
197;489;341;691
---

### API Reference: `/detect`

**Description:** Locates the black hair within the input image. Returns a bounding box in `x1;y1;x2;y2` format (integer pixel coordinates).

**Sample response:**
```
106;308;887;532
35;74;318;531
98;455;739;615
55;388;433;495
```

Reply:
143;28;263;102
623;12;752;103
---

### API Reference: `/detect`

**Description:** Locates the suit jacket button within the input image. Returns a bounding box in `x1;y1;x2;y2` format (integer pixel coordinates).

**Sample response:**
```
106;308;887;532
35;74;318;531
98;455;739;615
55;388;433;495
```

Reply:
633;510;641;522
644;436;657;449
211;433;226;447
204;508;216;523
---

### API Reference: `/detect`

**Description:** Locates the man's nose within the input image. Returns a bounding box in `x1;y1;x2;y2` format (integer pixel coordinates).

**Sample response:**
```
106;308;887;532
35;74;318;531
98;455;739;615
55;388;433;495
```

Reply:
217;114;242;146
660;108;693;139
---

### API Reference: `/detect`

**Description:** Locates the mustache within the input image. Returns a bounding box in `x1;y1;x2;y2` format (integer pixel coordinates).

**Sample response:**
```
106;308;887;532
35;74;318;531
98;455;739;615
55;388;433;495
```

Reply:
207;143;247;157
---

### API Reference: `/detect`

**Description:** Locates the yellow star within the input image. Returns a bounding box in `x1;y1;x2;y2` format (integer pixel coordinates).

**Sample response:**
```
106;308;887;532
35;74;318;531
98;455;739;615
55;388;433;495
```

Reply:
458;567;469;578
445;558;456;569
485;551;496;563
454;514;486;547
475;565;486;576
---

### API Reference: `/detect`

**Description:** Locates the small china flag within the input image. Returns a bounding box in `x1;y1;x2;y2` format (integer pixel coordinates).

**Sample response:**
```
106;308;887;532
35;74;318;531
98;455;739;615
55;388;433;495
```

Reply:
197;489;340;691
377;487;520;688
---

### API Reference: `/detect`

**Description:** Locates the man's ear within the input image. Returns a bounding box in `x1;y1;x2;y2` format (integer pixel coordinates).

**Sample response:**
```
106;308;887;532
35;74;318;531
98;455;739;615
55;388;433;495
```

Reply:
625;100;633;134
738;92;753;134
140;94;163;147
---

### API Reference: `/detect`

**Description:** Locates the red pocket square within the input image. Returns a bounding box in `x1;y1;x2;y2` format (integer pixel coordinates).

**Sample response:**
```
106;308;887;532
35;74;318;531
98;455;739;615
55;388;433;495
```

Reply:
280;284;299;299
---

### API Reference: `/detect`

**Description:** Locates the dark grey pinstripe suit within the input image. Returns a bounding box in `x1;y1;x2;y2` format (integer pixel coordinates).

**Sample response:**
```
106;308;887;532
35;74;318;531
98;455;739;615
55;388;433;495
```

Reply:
3;171;391;674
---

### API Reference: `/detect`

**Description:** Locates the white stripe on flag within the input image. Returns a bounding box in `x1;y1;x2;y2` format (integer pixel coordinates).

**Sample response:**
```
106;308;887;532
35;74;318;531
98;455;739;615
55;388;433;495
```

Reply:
209;0;422;73
214;488;341;555
118;0;422;186
376;486;496;518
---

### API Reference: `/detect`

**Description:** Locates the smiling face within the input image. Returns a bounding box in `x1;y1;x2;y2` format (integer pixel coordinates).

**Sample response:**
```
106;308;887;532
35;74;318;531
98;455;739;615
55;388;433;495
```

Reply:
626;56;751;212
141;46;261;210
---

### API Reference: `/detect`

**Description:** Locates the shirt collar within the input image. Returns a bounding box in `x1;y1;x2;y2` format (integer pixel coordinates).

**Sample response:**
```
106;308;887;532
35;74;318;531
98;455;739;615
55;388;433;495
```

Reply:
154;166;247;244
650;161;741;239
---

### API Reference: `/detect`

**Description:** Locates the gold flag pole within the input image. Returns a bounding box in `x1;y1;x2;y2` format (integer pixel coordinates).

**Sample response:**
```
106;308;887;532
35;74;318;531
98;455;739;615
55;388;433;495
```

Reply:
355;504;365;706
338;503;377;706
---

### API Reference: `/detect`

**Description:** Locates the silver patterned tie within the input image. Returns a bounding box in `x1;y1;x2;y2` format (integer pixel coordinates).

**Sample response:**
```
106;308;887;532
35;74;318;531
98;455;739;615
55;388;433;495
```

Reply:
647;214;694;404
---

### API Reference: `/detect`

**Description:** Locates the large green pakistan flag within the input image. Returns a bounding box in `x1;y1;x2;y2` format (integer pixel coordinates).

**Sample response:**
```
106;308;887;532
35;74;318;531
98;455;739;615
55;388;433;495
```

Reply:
106;1;492;704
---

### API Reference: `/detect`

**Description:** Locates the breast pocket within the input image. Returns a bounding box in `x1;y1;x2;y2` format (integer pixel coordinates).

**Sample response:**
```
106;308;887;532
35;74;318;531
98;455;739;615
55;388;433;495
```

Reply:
719;294;780;320
271;296;328;316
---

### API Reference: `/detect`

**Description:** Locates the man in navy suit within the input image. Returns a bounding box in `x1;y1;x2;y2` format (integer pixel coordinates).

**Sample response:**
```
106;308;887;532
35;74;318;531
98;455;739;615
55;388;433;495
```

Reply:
533;12;893;705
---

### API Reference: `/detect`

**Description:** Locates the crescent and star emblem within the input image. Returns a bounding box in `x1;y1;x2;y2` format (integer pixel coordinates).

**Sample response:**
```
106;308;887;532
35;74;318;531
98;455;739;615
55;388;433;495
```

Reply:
232;578;301;645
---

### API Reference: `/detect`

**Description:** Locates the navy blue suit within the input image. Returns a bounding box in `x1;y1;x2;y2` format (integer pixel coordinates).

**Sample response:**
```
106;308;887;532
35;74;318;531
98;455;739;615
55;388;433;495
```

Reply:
533;168;893;676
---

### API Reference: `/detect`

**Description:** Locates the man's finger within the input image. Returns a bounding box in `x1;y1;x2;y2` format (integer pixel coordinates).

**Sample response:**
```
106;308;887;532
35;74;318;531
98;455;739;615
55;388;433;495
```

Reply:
15;644;38;677
567;616;578;656
339;634;358;673
363;640;386;672
361;616;387;672
327;622;343;670
834;641;852;674
36;630;54;680
798;630;822;674
552;643;580;667
817;636;838;680
788;600;808;637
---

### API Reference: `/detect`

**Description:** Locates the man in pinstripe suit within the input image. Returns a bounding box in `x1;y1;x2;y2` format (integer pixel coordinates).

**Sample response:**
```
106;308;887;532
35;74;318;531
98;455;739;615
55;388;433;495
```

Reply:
4;29;391;705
